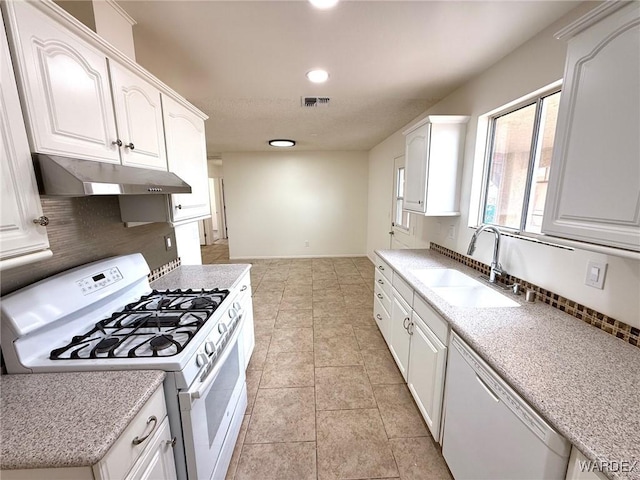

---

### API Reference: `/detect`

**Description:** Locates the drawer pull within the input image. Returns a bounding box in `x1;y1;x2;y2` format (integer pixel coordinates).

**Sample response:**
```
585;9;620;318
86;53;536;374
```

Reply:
132;415;158;445
376;314;382;320
403;317;410;331
240;285;248;291
378;265;385;271
377;293;384;299
377;279;384;284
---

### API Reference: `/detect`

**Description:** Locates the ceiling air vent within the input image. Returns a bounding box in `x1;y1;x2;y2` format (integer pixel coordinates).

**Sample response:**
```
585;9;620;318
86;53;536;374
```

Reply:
302;96;330;108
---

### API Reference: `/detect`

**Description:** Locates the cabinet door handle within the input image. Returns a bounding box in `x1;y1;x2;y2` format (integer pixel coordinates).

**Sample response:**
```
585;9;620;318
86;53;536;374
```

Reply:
377;293;384;299
376;314;382;321
124;142;135;150
403;317;410;331
166;436;177;447
408;321;414;335
132;415;158;445
112;139;122;147
175;204;182;210
32;216;49;226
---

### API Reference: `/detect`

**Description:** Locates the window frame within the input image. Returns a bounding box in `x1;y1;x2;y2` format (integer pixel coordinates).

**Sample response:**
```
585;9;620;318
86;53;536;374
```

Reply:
478;86;561;234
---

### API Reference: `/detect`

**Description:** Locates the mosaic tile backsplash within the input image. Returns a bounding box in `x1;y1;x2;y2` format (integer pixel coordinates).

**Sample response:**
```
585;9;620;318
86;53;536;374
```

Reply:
148;258;182;282
430;243;640;348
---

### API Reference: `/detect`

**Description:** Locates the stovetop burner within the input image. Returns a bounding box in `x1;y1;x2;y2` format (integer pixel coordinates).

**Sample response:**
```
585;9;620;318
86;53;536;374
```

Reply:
50;288;229;360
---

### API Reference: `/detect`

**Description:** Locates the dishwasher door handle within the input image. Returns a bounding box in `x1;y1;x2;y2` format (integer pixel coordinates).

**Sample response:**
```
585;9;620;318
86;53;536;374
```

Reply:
476;374;500;403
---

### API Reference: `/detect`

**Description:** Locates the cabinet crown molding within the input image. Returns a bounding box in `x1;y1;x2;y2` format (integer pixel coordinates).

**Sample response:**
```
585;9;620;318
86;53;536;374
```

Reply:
402;115;470;136
555;0;634;40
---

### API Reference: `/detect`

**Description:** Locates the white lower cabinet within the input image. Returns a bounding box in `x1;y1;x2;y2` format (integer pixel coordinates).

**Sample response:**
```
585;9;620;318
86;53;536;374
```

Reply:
94;386;176;480
407;311;447;441
124;418;176;480
1;386;176;480
233;273;255;370
372;258;450;444
389;291;412;381
565;448;608;480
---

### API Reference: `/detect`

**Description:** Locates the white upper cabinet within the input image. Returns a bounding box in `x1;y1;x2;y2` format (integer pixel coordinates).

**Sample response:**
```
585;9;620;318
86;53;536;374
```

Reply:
542;2;640;252
3;0;180;173
5;0;121;163
402;115;469;216
161;94;210;223
109;61;167;170
118;95;211;225
0;6;51;270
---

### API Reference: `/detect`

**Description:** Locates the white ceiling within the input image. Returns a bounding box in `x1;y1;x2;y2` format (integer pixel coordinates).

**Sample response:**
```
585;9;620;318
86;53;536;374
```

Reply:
118;0;580;154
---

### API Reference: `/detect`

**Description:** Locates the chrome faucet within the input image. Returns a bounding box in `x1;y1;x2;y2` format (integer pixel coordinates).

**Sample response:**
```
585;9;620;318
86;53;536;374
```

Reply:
467;225;504;284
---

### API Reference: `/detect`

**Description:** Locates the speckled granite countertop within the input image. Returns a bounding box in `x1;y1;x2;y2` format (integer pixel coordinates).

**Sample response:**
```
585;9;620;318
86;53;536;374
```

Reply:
376;249;640;480
0;370;165;470
150;264;251;291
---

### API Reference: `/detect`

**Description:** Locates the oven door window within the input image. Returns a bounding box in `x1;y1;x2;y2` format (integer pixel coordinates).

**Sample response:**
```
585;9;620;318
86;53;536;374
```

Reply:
205;342;241;447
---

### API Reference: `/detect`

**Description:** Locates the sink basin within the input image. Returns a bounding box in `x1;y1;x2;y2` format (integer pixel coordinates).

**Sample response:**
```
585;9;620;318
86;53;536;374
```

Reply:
412;268;519;308
412;268;481;288
431;286;520;308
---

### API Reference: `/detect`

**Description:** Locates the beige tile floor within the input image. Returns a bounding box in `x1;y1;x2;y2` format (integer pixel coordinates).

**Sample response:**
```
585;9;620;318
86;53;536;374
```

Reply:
200;243;452;480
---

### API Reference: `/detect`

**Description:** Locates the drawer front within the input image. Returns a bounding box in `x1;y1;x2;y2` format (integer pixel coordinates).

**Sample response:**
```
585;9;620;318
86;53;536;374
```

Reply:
374;269;392;298
392;273;413;306
374;255;392;282
413;294;449;345
373;296;390;343
96;386;167;479
374;282;392;314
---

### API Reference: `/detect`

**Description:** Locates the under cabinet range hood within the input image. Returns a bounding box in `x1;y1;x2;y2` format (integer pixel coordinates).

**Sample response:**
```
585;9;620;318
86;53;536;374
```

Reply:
32;154;192;196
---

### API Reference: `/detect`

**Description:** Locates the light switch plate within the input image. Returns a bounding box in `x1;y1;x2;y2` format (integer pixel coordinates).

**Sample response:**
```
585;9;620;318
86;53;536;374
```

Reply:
585;260;607;289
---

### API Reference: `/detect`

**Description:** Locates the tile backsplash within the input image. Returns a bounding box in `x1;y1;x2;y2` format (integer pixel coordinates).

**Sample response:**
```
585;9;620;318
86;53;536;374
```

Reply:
430;243;639;348
1;196;178;296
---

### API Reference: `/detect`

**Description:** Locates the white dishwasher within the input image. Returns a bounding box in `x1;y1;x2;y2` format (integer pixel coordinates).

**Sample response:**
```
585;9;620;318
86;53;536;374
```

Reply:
442;333;571;480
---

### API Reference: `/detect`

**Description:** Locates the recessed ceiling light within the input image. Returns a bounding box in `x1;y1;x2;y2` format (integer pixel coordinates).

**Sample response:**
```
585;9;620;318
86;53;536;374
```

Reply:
306;69;329;83
269;139;296;148
309;0;339;9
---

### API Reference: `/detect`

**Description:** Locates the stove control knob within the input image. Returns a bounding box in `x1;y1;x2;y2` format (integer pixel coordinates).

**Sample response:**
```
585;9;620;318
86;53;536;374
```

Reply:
218;323;228;334
196;353;208;367
205;341;215;355
233;302;241;311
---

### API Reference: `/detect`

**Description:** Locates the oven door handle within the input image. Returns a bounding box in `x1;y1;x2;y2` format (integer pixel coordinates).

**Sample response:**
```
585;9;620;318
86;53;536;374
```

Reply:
190;315;244;401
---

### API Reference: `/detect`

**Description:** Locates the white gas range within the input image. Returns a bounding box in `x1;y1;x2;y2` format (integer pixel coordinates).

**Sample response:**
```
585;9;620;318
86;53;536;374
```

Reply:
1;253;249;480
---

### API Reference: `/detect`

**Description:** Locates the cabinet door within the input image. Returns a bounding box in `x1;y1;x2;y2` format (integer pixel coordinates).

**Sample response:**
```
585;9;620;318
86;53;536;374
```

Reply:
542;3;640;251
5;1;120;163
125;417;177;480
407;312;447;442
162;95;211;224
0;8;50;266
389;291;411;381
403;123;430;213
109;61;168;171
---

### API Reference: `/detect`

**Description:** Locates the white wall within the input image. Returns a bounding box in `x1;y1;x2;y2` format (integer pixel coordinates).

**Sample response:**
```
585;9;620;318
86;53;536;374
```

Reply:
223;151;369;259
366;3;640;329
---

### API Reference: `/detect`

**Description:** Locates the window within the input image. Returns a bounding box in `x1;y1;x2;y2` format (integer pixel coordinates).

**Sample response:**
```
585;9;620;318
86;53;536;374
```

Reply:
481;90;561;233
395;166;410;230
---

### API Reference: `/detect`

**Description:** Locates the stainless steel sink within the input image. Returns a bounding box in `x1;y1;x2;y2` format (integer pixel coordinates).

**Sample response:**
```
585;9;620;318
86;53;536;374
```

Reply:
412;268;519;308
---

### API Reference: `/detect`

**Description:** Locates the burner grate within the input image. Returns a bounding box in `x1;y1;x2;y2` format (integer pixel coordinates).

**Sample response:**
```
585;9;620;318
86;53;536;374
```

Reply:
50;288;229;360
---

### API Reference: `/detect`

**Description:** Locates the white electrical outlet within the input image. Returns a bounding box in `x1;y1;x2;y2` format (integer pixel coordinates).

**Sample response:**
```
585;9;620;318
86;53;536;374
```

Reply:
447;225;456;240
585;260;607;289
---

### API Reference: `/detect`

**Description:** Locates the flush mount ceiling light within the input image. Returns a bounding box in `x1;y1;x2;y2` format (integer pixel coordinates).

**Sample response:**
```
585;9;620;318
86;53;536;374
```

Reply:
306;69;329;83
269;139;296;148
309;0;339;9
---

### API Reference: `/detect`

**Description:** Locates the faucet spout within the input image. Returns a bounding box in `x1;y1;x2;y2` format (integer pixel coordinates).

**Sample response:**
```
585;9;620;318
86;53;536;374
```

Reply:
467;225;503;283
